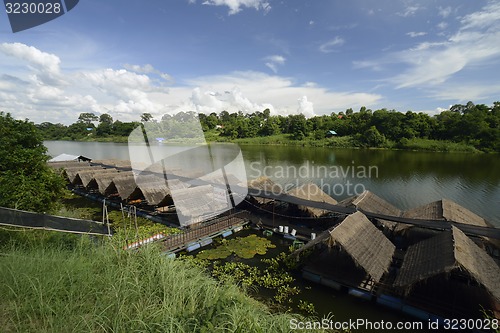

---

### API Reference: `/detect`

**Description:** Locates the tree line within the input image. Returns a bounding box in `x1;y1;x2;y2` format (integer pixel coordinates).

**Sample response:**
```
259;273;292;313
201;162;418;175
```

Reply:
36;101;499;152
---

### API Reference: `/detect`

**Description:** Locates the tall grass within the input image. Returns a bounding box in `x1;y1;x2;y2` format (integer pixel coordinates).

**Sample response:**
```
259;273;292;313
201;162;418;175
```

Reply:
0;231;325;333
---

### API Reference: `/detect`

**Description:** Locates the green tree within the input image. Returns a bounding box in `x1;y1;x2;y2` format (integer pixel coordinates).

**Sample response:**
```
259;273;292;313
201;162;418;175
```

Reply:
141;113;153;122
0;112;65;212
77;112;98;126
289;114;307;140
361;126;386;147
97;113;114;137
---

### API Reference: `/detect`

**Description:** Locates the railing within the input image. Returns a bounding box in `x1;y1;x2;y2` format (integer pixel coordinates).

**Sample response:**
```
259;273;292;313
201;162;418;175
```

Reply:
162;212;248;251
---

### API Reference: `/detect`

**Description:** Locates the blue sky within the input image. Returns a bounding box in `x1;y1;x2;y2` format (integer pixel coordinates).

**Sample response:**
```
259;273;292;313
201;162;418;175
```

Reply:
0;0;499;124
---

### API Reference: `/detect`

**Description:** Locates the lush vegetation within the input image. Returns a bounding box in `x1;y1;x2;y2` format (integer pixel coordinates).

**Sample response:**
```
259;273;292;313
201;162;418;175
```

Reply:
0;112;65;212
37;101;500;152
0;230;325;333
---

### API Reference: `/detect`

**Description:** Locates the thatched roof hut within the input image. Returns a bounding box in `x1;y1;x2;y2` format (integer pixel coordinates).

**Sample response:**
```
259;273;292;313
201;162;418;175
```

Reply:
247;176;284;205
112;175;140;200
76;169;118;187
394;226;500;302
171;185;229;226
403;199;498;247
91;159;132;170
139;183;171;206
340;190;410;232
64;166;101;183
294;212;395;282
287;182;338;217
403;199;489;227
48;161;89;169
88;172;126;195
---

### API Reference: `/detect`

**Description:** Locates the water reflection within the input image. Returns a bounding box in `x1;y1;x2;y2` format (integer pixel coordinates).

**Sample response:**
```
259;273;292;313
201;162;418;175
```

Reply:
45;141;499;225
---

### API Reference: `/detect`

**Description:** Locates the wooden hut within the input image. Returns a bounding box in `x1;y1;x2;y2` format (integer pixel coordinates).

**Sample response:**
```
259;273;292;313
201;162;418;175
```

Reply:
90;159;132;170
339;190;410;232
88;171;129;195
287;182;338;218
171;185;229;226
64;165;101;184
395;226;500;304
247;176;284;205
111;175;141;202
294;212;396;283
403;198;499;248
75;168;118;188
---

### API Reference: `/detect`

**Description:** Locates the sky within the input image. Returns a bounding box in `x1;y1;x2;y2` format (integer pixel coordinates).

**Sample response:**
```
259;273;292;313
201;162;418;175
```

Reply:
0;0;499;124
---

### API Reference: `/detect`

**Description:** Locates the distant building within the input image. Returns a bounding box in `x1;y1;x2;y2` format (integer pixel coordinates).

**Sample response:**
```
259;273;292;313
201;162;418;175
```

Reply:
326;130;337;137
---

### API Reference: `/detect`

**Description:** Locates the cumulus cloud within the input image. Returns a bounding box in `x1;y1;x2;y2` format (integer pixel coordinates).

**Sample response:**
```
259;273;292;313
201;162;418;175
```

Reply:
0;43;382;124
200;0;271;15
319;37;344;53
0;42;63;85
263;55;286;73
297;96;314;117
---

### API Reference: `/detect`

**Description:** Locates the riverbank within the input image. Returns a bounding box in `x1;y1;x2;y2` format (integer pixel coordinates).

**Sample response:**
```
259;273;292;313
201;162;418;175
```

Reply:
0;228;324;333
56;133;482;153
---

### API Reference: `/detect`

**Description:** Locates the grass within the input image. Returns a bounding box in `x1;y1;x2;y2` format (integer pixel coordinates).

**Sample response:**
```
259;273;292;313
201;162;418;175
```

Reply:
0;230;328;333
395;138;480;153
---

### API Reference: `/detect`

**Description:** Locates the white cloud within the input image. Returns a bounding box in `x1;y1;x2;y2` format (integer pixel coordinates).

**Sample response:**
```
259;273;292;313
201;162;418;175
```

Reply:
124;63;173;83
438;6;452;18
0;43;382;124
397;5;423;17
429;83;500;101
263;55;286;73
0;42;64;85
297;96;314;117
406;31;427;38
437;22;448;30
319;37;344;53
201;0;271;15
351;1;500;100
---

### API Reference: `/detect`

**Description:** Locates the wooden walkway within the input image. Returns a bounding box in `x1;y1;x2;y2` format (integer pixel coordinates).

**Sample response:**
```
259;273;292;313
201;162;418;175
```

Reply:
162;212;249;253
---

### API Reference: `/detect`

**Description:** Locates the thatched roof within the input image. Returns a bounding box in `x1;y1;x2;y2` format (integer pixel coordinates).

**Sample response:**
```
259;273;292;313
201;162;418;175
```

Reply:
341;190;409;232
112;175;139;200
64;166;101;183
403;199;498;246
199;172;243;187
76;169;118;187
247;176;284;204
48;161;89;169
171;185;229;223
287;182;338;217
91;159;132;170
329;212;396;282
140;183;170;206
394;226;500;302
293;212;395;282
89;172;125;194
403;199;489;227
166;178;191;191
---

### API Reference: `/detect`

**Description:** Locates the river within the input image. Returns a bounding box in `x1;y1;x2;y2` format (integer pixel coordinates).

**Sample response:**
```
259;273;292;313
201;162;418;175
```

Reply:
45;141;500;226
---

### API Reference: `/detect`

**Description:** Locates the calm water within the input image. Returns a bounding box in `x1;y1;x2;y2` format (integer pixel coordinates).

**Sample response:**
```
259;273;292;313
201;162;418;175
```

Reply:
45;141;500;226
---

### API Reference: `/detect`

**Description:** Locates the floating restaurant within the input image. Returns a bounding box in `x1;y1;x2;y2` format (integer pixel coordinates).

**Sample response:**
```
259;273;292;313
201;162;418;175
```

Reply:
47;157;500;322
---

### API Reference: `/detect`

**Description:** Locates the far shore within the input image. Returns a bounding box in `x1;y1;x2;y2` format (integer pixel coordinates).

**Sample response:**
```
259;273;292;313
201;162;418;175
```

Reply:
45;134;483;154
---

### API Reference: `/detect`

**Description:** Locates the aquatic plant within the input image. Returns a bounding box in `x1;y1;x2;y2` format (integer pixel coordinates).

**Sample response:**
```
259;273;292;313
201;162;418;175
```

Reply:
197;234;276;260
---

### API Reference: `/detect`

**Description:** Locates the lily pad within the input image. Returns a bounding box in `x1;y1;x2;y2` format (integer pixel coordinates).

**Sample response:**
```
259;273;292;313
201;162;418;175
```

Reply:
196;234;276;260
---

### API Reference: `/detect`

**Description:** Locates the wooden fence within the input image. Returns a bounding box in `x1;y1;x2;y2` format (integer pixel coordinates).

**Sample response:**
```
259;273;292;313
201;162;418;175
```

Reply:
162;212;249;252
